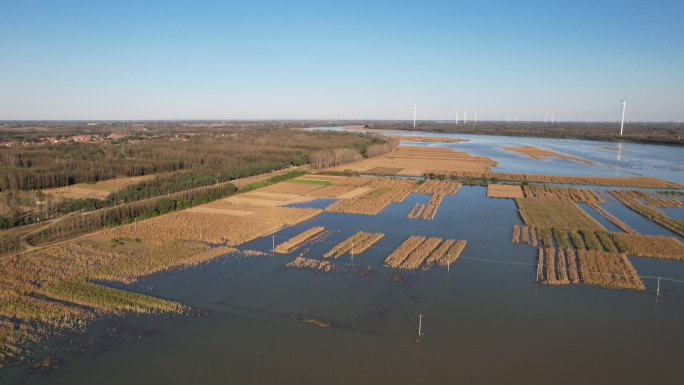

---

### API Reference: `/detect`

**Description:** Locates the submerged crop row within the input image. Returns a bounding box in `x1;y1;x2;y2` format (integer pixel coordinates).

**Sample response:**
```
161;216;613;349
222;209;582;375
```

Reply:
324;231;384;259
274;227;325;254
537;248;644;290
384;236;466;270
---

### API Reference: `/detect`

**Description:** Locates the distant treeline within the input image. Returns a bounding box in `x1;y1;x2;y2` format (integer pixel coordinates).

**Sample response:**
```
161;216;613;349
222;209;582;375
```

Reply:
0;128;389;191
310;137;400;169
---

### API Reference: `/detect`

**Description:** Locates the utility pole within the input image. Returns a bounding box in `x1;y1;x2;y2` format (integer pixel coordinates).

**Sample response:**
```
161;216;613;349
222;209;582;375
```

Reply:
418;314;424;336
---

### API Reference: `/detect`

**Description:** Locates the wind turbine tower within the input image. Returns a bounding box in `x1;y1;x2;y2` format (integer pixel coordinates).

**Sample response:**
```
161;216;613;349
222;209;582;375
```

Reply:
551;112;555;124
620;96;627;135
412;104;417;128
454;109;459;124
544;113;548;124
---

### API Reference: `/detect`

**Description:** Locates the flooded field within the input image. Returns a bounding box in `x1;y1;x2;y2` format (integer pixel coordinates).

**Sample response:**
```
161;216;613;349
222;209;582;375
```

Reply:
2;135;684;385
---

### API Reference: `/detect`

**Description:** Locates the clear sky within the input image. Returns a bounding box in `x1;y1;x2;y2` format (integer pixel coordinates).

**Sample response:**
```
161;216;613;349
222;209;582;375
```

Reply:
1;0;682;121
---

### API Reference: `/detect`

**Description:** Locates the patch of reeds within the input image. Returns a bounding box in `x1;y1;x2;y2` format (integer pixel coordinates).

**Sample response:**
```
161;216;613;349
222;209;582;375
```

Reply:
541;228;553;248
512;225;521;244
537;248;544;282
274;227;325;254
521;225;530;244
384;236;426;268
515;198;605;232
399;237;442;270
615;234;684;261
41;279;185;314
575;250;645;290
569;231;585;250
522;186;604;204
324;231;383;259
595;231;617;253
107;205;321;246
87;241;237;284
530;227;539;247
407;203;425;219
544;248;558;284
552;228;569;249
539;247;642;290
565;249;580;284
440;240;467;266
0;296;93;329
579;229;603;251
487;184;524;199
284;256;334;273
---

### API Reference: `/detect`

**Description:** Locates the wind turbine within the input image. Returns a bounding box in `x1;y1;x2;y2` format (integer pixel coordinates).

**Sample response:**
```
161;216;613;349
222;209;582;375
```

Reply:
464;110;468;123
412;104;417;128
551;112;555;124
454;109;459;124
544;113;548;124
619;95;627;135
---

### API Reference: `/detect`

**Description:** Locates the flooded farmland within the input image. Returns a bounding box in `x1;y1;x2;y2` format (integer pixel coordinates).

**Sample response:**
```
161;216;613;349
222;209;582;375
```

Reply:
2;134;684;385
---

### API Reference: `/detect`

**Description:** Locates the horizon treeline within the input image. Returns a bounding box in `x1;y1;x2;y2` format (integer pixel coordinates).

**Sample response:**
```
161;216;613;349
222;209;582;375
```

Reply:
0;128;388;191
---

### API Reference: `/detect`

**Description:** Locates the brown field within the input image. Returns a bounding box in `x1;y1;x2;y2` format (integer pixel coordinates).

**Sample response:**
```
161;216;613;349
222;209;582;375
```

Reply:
284;256;335;273
616;234;684;261
229;166;311;188
43;175;156;201
274;227;325;254
521;186;604;204
326;146;497;176
364;167;404;175
187;207;254;216
254;181;324;195
488;184;524;199
105;205;321;246
305;184;358;198
414;180;461;195
222;191;314;207
326;178;415;216
575;250;645;290
337;187;372;199
502;146;595;164
515;198;605;232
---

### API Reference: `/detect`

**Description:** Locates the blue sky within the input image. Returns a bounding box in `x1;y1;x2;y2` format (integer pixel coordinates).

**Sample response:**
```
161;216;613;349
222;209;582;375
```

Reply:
1;0;682;121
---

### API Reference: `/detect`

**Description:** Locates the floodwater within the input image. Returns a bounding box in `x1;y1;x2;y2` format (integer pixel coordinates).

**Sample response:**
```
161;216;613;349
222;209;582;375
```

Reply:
3;135;684;384
308;127;684;185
